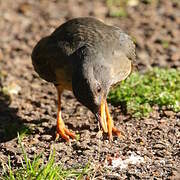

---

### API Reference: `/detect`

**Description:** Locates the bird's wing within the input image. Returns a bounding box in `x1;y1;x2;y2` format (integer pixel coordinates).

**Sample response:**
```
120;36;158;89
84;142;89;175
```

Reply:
109;51;132;87
108;31;135;86
112;29;136;62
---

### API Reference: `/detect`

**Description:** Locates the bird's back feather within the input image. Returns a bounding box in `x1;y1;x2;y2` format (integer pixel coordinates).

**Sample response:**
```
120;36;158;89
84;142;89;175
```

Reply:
31;17;136;89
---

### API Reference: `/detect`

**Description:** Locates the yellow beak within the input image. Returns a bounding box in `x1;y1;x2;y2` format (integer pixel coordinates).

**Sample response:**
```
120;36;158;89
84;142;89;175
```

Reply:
99;99;108;133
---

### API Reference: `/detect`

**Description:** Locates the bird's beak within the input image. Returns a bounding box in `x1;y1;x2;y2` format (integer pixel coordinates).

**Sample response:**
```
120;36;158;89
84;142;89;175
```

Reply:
95;99;108;133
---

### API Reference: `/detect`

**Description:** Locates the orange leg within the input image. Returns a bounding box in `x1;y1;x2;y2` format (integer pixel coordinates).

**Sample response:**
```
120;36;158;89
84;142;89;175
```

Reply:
55;86;76;141
105;101;124;140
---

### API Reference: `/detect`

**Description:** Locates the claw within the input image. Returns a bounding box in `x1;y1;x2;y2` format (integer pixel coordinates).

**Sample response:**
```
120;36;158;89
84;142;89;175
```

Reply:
112;127;124;139
56;125;76;141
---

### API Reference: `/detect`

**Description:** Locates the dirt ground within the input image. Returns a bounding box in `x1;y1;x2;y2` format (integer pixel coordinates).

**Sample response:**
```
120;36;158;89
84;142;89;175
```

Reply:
0;0;180;179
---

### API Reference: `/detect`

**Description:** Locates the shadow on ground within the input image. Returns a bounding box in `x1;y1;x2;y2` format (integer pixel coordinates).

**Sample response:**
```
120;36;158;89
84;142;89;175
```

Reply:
0;83;29;143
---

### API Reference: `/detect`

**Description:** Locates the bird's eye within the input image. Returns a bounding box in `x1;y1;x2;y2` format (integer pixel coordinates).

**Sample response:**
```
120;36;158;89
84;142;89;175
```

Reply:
97;85;101;93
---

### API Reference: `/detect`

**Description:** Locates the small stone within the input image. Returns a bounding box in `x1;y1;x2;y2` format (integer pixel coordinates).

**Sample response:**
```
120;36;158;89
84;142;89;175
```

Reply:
3;82;21;95
96;130;103;139
42;122;49;127
0;49;3;61
127;0;139;7
176;112;180;118
42;134;52;141
153;143;166;150
171;52;179;61
164;110;174;117
18;2;31;15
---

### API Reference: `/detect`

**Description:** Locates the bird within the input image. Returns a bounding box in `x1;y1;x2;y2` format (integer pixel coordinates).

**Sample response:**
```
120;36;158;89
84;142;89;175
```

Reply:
31;17;136;141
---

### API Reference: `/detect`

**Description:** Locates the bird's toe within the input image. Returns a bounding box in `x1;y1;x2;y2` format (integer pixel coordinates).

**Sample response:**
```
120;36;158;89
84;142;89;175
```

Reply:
56;127;76;142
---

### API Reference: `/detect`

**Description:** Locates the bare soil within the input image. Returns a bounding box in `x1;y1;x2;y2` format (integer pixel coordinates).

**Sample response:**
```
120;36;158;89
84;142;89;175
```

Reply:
0;0;179;179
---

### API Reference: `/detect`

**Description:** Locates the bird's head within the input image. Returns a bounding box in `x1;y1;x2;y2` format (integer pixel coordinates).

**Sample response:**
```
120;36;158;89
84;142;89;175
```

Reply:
72;70;107;114
72;47;111;128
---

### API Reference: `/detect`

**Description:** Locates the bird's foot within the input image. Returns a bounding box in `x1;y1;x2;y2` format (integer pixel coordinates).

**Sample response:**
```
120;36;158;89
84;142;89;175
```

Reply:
106;115;124;141
111;127;124;140
55;86;76;141
56;123;76;141
97;126;124;140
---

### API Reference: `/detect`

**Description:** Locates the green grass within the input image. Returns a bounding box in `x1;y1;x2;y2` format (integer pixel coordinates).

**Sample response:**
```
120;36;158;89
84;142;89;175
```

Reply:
1;134;92;180
108;68;180;118
161;40;170;49
106;0;128;17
